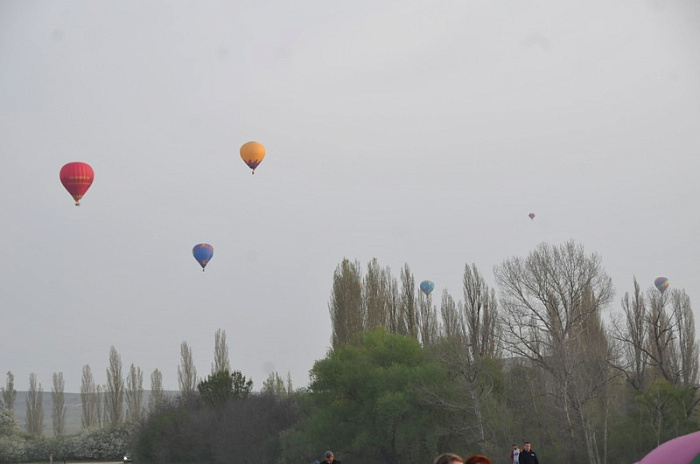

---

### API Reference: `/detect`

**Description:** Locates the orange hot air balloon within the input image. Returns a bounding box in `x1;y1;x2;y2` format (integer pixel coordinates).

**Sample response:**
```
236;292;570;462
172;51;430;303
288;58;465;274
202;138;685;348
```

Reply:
240;141;265;174
60;162;94;206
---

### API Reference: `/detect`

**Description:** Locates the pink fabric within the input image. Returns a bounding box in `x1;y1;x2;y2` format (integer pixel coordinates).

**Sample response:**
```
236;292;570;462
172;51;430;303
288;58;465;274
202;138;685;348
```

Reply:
638;431;700;464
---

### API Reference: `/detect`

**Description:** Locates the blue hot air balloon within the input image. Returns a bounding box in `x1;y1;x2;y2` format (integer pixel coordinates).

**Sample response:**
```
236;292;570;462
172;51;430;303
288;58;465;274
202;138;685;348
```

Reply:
420;280;435;296
193;243;214;271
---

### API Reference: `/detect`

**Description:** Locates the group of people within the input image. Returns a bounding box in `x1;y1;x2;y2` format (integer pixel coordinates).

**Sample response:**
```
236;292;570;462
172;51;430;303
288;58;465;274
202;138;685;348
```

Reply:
510;442;539;464
318;442;540;464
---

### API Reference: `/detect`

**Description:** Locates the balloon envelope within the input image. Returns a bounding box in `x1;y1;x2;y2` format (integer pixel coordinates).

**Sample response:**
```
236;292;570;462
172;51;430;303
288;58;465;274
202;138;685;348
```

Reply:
60;162;94;205
637;430;700;464
528;212;535;220
192;243;214;271
420;280;435;296
240;141;265;174
654;277;670;294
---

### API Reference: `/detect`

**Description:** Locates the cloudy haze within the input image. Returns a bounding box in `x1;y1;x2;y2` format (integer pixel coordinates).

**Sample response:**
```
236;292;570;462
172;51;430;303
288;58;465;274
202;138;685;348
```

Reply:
1;0;699;393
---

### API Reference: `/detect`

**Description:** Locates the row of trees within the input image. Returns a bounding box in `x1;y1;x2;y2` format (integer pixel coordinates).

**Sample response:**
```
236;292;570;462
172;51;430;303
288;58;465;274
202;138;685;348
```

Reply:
0;328;242;437
122;240;700;464
0;328;276;462
2;240;698;464
325;241;699;464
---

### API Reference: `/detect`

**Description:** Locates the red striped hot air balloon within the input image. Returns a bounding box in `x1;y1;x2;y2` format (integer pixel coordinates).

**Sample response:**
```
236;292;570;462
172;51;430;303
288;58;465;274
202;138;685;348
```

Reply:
60;162;94;206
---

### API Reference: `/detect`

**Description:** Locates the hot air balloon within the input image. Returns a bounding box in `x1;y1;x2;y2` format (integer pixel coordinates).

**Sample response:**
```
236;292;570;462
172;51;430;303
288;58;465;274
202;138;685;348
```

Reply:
193;243;214;271
60;162;94;206
637;430;700;464
420;280;435;296
654;276;669;294
528;212;535;220
240;141;265;174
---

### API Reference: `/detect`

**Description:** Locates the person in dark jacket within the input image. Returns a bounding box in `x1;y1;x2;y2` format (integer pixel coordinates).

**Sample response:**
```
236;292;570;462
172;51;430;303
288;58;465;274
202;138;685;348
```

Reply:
518;442;539;464
323;451;340;464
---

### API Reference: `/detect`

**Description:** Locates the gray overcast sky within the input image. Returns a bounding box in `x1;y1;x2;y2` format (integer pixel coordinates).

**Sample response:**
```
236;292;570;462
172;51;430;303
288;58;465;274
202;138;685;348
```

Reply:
1;0;699;393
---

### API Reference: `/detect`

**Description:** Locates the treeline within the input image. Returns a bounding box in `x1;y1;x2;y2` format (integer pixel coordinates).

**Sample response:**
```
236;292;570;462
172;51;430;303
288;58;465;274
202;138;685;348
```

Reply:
132;240;700;464
1;240;698;464
318;241;700;464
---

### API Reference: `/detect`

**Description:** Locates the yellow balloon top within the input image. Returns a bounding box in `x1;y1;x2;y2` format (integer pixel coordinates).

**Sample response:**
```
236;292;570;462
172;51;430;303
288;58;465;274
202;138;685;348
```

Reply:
240;141;265;173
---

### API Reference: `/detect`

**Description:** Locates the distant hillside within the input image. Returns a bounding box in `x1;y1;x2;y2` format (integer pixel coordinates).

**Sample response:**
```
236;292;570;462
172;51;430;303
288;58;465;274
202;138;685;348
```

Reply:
7;391;177;436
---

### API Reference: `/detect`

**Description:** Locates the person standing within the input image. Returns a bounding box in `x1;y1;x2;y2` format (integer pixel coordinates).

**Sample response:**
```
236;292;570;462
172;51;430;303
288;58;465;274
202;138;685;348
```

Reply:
49;453;54;464
518;442;539;464
323;451;340;464
510;444;520;464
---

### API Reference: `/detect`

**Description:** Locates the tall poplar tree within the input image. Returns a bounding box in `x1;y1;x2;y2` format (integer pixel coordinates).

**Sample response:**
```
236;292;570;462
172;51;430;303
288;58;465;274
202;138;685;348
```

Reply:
213;328;230;374
125;364;144;422
105;346;124;425
26;373;43;437
51;372;66;436
1;371;17;413
148;368;164;413
178;341;197;397
329;258;363;348
80;365;98;429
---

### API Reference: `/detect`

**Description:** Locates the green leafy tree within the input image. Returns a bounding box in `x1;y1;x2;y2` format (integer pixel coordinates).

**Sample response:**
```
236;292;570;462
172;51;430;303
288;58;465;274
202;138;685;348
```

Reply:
197;370;253;407
0;405;26;462
283;328;446;464
636;378;698;447
231;371;253;399
198;371;233;407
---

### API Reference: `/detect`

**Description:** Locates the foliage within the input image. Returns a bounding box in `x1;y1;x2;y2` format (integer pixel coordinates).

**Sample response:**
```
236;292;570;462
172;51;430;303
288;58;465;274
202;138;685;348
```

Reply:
197;370;253;407
1;373;17;413
135;393;298;464
281;328;448;464
635;378;698;444
425;340;508;457
0;407;26;464
8;245;700;464
0;415;133;464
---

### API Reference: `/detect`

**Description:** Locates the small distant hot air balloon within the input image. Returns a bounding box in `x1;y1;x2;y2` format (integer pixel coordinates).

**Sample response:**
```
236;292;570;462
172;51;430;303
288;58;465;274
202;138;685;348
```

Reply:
528;212;535;220
420;280;435;296
240;141;265;174
654;276;669;294
60;162;94;206
193;243;214;271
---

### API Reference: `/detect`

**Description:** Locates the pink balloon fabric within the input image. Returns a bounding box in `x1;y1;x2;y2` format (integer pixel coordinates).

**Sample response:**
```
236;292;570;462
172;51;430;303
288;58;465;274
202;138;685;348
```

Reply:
638;430;700;464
